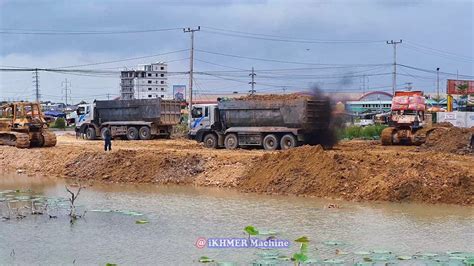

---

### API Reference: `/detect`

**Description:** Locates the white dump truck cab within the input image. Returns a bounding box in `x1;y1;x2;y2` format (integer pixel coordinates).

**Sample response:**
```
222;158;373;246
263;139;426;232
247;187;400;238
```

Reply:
75;103;95;129
188;104;218;139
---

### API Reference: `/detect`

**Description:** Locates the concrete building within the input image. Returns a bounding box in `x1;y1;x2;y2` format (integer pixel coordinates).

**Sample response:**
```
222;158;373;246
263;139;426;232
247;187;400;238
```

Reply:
120;62;172;100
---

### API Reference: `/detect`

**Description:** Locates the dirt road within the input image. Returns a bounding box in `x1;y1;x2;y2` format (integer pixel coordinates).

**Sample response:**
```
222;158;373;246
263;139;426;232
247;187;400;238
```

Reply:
0;133;472;205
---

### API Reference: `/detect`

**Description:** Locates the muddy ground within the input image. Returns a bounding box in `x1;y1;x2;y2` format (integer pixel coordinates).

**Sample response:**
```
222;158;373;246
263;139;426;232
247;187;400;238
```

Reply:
0;133;472;205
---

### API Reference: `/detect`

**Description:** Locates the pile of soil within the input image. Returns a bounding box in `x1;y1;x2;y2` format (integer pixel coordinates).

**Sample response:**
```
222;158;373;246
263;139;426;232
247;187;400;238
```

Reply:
420;126;474;154
64;150;205;184
239;145;473;205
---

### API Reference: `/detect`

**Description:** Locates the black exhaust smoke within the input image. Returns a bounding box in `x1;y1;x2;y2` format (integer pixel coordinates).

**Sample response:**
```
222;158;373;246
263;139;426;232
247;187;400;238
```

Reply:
305;85;338;149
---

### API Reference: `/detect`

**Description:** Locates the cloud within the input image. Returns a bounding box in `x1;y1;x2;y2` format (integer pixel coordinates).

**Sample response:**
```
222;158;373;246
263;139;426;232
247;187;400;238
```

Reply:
0;0;472;100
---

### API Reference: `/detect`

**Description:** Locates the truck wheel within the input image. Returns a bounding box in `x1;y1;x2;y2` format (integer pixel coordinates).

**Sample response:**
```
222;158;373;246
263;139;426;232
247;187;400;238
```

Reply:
280;134;297;150
126;127;139;140
224;133;238;149
263;134;279;151
85;127;96;140
100;127;110;140
139;126;152;140
203;133;218;149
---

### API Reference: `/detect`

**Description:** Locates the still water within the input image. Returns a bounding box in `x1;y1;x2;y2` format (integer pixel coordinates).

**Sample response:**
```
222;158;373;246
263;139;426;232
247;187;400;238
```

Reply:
0;173;473;265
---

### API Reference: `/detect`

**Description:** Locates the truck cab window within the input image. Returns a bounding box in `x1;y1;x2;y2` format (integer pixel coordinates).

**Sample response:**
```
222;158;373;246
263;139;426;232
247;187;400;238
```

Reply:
205;107;209;117
192;107;203;118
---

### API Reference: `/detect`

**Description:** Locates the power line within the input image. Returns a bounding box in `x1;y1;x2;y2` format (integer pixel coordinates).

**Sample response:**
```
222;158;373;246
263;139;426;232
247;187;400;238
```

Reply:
404;40;473;61
201;26;386;44
196;49;389;66
397;64;474;78
55;49;189;69
404;44;473;64
0;27;182;35
195;58;249;71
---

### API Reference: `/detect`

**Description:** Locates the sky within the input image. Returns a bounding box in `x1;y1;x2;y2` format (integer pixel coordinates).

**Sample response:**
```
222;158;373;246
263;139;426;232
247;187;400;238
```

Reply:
0;0;473;103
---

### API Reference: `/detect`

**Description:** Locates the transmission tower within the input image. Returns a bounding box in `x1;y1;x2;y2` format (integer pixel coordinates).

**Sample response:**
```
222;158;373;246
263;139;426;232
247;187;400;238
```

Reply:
62;78;72;105
32;69;40;102
249;67;256;95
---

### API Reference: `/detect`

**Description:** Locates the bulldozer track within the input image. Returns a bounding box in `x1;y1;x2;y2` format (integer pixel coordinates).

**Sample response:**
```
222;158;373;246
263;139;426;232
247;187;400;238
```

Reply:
42;130;57;147
0;131;30;148
380;127;394;146
15;133;30;148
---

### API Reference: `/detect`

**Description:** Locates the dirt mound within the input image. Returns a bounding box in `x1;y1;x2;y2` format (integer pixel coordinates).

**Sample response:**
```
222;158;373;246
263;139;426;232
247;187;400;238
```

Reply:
239;145;473;205
64;150;205;184
419;126;474;154
234;93;310;101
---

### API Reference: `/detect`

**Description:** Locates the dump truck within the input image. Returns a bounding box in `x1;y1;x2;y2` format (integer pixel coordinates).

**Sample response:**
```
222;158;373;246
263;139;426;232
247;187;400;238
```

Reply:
0;102;57;148
381;91;435;145
189;95;333;150
75;99;181;140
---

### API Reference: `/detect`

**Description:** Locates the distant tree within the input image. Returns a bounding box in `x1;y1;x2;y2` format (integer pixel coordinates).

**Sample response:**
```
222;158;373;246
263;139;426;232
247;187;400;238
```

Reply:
457;82;469;109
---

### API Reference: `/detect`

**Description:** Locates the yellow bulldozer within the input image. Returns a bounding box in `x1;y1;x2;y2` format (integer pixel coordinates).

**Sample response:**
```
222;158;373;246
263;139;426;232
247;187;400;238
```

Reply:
0;102;57;148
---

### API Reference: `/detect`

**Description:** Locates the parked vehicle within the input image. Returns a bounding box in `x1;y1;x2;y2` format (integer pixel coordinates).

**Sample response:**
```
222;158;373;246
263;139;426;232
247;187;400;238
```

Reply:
354;119;375;127
189;96;332;150
75;99;181;140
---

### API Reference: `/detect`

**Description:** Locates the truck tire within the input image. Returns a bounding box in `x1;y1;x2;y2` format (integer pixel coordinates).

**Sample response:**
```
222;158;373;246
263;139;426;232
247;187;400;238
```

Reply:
126;127;139;140
224;133;238;149
139;126;152;140
203;133;218;149
100;127;110;140
263;134;279;151
280;134;297;150
85;127;96;140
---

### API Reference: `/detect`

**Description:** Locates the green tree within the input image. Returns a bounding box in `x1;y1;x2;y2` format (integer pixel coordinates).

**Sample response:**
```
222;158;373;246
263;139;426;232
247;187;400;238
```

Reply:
54;117;66;129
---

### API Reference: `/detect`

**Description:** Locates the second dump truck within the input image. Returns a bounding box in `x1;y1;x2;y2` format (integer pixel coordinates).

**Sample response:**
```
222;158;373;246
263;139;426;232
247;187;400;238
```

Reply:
189;95;332;150
75;99;181;140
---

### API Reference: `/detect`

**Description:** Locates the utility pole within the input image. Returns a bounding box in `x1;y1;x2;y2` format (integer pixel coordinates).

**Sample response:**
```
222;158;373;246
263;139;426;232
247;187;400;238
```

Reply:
386;40;402;95
436;67;440;101
249;66;256;95
405;82;413;91
62;78;72;106
183;26;200;128
106;93;111;100
32;69;40;102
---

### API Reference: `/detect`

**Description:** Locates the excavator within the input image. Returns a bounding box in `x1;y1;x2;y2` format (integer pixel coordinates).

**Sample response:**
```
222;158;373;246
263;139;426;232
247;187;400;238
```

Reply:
0;102;57;148
381;91;443;145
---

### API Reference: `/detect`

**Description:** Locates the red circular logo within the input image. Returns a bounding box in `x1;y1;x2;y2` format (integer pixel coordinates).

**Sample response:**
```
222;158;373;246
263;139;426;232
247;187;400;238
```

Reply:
195;237;207;249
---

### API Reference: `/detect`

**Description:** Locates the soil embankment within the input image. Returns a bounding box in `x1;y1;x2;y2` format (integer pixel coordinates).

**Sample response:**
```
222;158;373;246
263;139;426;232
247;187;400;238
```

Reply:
239;144;473;205
418;125;474;155
0;133;472;205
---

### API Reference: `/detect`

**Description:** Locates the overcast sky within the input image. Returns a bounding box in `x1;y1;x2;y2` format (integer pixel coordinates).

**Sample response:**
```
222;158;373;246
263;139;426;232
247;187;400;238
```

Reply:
0;0;473;102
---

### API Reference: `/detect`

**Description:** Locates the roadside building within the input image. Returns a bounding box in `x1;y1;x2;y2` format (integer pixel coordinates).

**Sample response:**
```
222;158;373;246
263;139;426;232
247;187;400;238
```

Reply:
120;62;172;100
345;91;393;116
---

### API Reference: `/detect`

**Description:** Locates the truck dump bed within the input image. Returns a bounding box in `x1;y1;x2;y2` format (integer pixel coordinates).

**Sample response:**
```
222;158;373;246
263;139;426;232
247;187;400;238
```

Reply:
95;99;181;125
217;97;331;130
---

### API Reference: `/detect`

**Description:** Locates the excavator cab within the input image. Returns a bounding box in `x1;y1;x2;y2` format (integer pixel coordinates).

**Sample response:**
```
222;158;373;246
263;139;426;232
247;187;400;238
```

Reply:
0;102;57;148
